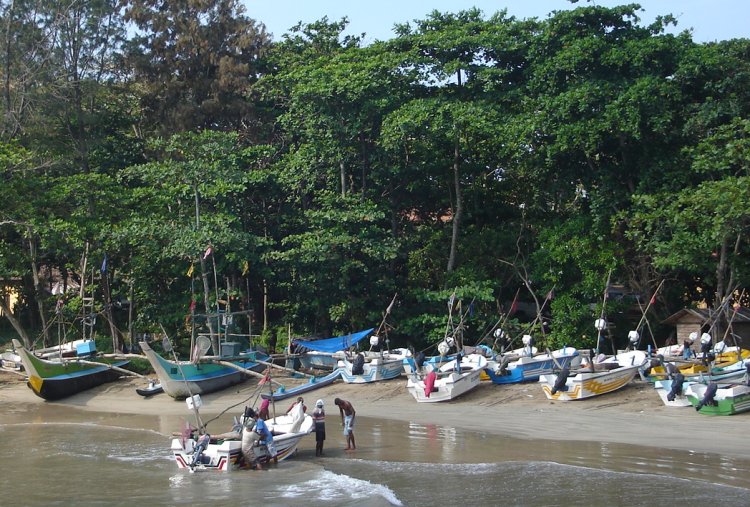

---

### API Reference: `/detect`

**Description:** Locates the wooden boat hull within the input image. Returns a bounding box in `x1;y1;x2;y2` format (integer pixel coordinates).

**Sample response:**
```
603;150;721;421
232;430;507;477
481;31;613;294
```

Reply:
485;347;579;385
13;339;128;401
539;365;641;401
260;369;342;401
338;356;403;383
686;383;750;416
140;341;268;399
407;354;487;402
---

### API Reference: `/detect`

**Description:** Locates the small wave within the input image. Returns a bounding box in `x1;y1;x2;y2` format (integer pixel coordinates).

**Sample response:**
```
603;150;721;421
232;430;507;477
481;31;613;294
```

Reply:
279;469;403;506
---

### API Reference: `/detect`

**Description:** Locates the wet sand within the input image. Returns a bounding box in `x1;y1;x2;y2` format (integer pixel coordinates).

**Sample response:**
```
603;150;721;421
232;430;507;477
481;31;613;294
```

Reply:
2;368;750;461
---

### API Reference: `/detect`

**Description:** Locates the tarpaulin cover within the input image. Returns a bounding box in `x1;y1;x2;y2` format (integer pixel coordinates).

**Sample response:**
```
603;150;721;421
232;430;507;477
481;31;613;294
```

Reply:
292;328;374;354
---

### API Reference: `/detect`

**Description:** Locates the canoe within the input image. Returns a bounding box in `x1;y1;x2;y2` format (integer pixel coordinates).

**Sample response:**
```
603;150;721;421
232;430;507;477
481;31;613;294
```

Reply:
260;368;342;401
12;339;129;401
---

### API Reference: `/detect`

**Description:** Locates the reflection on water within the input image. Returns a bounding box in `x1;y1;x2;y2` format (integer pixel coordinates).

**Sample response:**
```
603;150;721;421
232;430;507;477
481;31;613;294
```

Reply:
1;405;750;507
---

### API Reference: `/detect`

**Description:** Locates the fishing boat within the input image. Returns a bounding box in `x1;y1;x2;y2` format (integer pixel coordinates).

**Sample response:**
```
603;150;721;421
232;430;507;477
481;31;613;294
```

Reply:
140;339;270;399
1;348;23;371
406;353;488;402
294;328;375;371
338;352;404;383
650;358;749;407
260;368;342;401
686;381;750;415
539;350;647;401
171;402;313;471
11;339;129;400
485;346;580;385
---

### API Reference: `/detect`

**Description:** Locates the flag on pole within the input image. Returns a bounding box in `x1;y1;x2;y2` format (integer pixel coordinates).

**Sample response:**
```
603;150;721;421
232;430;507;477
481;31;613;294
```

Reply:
649;294;657;306
186;263;194;277
203;246;213;259
241;260;249;277
100;254;108;274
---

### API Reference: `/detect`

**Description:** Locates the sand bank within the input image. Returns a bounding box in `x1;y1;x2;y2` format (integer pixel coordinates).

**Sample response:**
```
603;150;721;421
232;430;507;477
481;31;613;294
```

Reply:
2;368;748;459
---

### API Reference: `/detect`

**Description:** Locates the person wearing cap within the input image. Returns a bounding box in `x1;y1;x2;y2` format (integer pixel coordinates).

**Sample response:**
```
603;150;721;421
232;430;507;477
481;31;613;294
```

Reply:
312;399;326;456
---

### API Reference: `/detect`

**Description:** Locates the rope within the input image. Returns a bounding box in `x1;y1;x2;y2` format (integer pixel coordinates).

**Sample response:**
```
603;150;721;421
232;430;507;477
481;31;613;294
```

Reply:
201;381;265;429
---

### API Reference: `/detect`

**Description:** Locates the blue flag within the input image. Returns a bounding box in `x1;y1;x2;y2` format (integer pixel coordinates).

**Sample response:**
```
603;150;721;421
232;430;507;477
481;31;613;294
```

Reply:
100;254;108;274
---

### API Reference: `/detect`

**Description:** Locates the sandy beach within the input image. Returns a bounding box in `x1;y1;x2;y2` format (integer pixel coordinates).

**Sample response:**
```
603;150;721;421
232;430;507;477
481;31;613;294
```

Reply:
2;367;750;460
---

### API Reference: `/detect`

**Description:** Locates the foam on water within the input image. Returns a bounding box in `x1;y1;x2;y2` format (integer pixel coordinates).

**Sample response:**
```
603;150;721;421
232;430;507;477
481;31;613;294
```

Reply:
278;469;403;506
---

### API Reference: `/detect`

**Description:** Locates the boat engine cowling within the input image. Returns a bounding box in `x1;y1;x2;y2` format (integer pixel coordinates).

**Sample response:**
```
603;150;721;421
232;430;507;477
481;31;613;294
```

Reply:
551;367;570;395
696;382;719;411
666;372;685;402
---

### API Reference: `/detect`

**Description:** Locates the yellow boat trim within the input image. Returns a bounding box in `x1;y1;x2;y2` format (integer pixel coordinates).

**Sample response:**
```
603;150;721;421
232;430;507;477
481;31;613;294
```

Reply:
28;375;43;395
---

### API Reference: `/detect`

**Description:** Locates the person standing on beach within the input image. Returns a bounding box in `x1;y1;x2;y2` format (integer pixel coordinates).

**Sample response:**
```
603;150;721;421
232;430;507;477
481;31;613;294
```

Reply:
334;398;356;450
312;399;326;456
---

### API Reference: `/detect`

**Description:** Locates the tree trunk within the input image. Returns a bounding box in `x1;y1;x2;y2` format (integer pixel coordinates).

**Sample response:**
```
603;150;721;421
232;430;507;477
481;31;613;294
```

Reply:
194;184;218;353
340;160;346;198
447;136;462;273
0;294;31;348
27;233;49;346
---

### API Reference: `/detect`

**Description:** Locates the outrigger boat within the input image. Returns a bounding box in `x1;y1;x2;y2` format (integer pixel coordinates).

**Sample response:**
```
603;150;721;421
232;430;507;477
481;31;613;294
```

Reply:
406;353;487;402
12;339;130;400
539;350;647;401
171;401;313;471
140;339;269;399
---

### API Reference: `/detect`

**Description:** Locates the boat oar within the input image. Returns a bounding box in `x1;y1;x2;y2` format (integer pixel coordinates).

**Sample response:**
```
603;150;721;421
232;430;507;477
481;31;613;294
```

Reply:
254;358;315;379
209;359;285;387
73;359;147;379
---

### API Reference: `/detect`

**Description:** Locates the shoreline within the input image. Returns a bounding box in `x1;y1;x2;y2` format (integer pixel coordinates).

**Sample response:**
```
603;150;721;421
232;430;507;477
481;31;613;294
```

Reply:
3;369;750;460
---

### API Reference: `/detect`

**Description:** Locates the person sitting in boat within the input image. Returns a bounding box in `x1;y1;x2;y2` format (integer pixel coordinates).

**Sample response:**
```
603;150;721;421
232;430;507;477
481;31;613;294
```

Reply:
286;396;307;414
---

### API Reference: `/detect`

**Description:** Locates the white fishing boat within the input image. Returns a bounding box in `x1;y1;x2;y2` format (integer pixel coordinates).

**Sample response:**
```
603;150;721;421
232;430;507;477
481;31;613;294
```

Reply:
406;353;487;402
171;402;313;471
539;350;647;401
338;352;404;383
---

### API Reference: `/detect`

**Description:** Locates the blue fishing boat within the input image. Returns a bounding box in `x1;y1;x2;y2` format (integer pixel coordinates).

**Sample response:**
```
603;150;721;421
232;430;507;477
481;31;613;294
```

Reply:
485;346;580;385
260;368;342;401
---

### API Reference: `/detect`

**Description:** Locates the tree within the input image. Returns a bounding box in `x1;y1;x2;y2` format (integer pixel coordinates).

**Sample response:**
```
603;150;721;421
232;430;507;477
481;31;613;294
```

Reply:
124;0;270;134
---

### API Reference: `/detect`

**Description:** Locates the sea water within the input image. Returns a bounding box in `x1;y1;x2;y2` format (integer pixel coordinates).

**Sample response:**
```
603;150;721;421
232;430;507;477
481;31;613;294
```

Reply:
2;406;749;506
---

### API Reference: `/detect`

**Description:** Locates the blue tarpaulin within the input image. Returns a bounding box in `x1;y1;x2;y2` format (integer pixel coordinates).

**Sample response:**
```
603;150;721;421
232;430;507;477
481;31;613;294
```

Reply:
292;328;374;354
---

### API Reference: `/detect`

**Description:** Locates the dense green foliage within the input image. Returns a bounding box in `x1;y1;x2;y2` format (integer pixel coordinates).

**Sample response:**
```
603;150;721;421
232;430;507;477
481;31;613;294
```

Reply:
1;2;749;354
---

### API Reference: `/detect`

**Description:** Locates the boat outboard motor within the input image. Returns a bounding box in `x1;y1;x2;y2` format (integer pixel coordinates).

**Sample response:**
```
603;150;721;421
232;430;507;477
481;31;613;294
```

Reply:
352;353;365;375
696;382;719;411
666;372;685;402
190;432;211;468
745;363;750;387
642;355;664;377
551;367;570;395
415;351;426;369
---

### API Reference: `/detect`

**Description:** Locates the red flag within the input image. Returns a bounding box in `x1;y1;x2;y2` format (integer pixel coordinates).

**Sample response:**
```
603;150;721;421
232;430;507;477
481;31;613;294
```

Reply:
258;368;271;385
649;294;657;306
203;246;213;259
546;290;555;301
